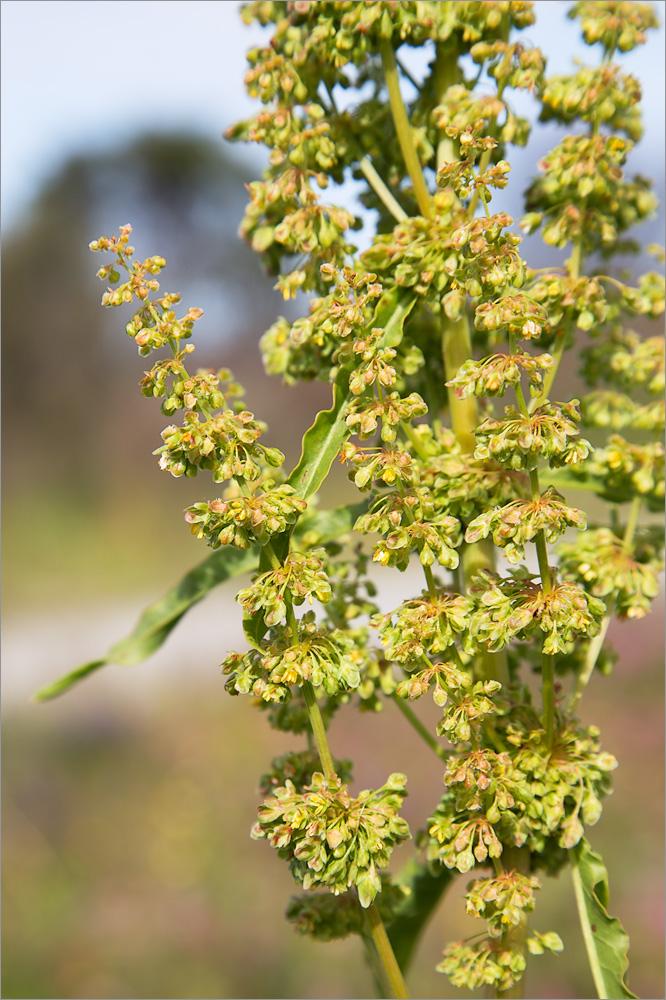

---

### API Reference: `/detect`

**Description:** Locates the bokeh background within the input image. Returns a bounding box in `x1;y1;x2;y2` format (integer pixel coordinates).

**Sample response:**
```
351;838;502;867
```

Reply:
2;2;664;998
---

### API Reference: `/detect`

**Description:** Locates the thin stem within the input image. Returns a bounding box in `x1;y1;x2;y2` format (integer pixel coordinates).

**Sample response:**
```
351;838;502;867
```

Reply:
529;332;566;413
392;694;449;762
323;81;408;223
512;339;556;744
571;856;609;1000
380;39;433;218
530;236;583;412
302;681;336;780
359;155;409;223
366;901;410;999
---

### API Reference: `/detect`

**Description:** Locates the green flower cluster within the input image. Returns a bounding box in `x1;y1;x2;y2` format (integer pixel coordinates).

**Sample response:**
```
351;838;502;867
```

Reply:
466;570;606;656
185;484;307;548
523;134;657;252
558;526;664;620
474;400;592;471
446;349;554;399
427;717;617;874
569;1;659;53
373;590;472;662
237;549;333;625
223;612;362;701
465;487;586;564
251;771;410;908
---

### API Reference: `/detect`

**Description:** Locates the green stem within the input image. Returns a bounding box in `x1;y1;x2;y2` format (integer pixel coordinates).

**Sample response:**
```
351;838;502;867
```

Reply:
324;81;408;224
380;39;432;219
513;342;556;744
442;314;479;454
302;681;336;780
359;155;409;223
392;694;449;762
433;42;461;170
531;237;584;411
366;901;410;999
571;858;608;1000
530;331;566;412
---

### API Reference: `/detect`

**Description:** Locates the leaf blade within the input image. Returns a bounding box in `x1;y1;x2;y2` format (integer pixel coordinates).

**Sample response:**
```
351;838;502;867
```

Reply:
33;501;368;701
287;287;415;499
571;838;637;1000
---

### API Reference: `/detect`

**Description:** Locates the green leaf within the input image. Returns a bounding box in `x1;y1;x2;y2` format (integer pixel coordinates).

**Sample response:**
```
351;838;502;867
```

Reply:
387;858;456;974
287;287;416;499
33;502;368;702
571;838;637;1000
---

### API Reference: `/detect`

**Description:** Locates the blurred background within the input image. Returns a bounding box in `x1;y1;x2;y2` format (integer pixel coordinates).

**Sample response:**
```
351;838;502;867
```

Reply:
2;2;664;998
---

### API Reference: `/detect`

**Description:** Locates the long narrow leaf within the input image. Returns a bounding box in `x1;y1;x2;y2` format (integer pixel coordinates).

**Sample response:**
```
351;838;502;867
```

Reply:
571;838;637;1000
34;502;367;702
287;287;415;498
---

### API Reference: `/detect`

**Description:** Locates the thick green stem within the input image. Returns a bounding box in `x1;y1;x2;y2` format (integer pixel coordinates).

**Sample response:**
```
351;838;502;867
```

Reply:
433;42;461;170
366;901;410;999
442;315;479;454
380;39;432;219
392;694;449;762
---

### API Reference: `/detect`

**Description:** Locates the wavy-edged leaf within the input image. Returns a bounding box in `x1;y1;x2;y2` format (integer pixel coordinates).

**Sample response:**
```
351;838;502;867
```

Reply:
34;502;367;702
387;859;456;974
571;838;637;1000
287;287;416;499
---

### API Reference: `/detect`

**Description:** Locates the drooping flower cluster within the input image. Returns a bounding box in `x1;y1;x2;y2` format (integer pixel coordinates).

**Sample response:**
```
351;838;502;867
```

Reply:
252;771;411;908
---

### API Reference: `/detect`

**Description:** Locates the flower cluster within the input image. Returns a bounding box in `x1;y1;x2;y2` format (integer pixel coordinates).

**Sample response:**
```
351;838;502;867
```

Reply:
474;400;592;471
466;570;606;655
251;771;410;908
557;526;663;620
286;877;409;941
374;590;472;662
156;410;283;482
185;485;307;549
427;717;617;876
523;134;657;252
237;549;332;625
465;488;586;564
223;613;363;701
446;349;554;399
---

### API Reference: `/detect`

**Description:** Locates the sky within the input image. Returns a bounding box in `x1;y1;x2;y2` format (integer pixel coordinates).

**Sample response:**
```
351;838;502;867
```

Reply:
2;0;665;233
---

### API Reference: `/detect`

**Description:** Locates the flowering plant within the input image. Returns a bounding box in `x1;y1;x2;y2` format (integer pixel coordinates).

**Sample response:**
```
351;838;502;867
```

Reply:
40;3;664;997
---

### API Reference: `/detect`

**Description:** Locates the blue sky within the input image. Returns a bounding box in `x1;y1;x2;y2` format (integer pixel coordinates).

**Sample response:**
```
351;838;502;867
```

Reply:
2;0;664;232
